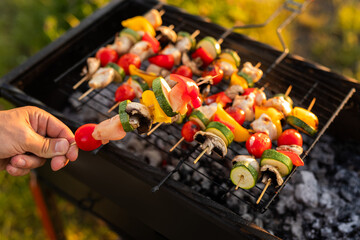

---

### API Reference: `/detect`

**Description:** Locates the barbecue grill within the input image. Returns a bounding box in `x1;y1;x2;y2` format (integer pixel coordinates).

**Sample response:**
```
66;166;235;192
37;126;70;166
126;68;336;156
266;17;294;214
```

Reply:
0;0;359;239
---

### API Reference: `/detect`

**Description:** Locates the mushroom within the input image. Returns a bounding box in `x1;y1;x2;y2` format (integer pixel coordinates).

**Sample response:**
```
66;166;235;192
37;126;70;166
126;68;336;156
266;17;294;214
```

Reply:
146;64;171;78
225;85;244;100
260;164;284;187
125;102;152;134
182;53;203;76
156;25;177;45
194;131;227;158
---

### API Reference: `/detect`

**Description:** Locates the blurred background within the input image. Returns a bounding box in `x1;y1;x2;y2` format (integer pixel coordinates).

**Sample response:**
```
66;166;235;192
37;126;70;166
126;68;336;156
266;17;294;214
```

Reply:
0;0;359;239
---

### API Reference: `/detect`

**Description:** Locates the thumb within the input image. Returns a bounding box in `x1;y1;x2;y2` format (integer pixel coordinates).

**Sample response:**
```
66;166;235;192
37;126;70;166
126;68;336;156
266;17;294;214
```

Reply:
26;133;70;159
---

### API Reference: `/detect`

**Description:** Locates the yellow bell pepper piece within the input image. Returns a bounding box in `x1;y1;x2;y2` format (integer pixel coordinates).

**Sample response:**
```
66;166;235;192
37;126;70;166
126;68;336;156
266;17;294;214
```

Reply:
121;16;156;37
129;64;159;88
215;103;251;142
254;106;283;139
230;72;248;90
291;107;319;130
141;90;172;123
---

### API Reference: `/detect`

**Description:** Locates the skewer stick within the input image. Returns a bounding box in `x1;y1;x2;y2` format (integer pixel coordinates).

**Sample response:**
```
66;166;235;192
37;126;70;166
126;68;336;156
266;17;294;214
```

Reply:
235;175;244;190
169;137;184;152
159;9;165;17
307;97;316;111
256;178;271;204
284;85;292;97
147;122;163;136
255;62;261;68
73;75;89;89
193;147;208;164
196;74;220;86
190;29;200;39
78;88;94;101
107;102;120;113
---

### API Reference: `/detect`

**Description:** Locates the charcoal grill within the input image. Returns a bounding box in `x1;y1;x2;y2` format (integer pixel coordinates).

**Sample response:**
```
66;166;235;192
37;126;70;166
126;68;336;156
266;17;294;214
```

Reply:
0;0;359;239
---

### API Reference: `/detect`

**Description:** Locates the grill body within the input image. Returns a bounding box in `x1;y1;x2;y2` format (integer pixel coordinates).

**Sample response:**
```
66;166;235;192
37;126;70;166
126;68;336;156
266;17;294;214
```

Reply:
0;0;358;239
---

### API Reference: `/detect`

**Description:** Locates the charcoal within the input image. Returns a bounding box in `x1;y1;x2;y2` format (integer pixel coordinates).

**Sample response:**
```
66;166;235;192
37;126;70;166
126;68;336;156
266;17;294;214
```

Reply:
291;214;303;240
143;148;163;167
319;190;333;209
295;184;318;208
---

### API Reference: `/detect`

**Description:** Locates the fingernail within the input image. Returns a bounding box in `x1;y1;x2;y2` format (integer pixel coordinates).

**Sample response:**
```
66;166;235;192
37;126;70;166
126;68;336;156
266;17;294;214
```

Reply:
55;140;68;154
17;158;26;168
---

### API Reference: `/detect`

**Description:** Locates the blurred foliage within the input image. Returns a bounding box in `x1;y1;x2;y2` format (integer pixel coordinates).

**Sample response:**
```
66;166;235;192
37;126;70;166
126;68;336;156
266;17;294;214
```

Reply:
0;0;359;239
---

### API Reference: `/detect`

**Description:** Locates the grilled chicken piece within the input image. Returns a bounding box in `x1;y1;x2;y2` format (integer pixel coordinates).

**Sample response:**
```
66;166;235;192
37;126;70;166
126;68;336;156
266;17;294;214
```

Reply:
89;67;115;89
264;96;292;116
146;64;171;78
217;60;237;79
233;94;255;121
113;35;134;55
241;62;263;83
175;36;192;53
250;113;277;140
144;9;162;29
276;144;303;156
160;44;181;65
225;85;244;100
260;165;284;186
129;41;155;61
254;89;267;106
92;115;126;144
194;131;227;158
81;57;101;77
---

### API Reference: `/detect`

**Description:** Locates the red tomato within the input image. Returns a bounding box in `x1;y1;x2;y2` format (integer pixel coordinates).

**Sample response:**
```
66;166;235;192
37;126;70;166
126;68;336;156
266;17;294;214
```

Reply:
172;65;193;78
169;74;201;111
225;106;245;125
278;150;304;166
148;54;174;70
202;64;224;85
246;133;272;158
181;120;201;142
191;47;214;67
75;123;102;151
213;114;235;133
204;92;232;108
117;53;141;75
277;129;303;147
142;32;160;53
96;47;118;67
114;84;136;102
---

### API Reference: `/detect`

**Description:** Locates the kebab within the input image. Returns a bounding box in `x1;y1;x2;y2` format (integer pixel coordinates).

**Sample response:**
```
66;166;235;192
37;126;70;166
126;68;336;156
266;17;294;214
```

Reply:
230;155;260;190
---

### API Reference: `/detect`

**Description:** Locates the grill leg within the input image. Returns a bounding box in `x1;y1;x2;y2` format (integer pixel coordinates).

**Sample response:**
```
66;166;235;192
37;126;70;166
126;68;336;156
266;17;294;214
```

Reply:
29;171;66;240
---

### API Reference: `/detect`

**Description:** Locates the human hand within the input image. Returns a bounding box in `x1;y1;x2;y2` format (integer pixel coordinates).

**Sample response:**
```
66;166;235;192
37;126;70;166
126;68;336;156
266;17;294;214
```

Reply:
0;106;78;176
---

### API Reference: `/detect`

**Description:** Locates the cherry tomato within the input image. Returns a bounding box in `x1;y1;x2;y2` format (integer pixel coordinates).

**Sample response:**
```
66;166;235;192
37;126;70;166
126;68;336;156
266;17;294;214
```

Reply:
225;106;245;125
172;65;193;78
148;54;174;70
142;32;160;53
181;120;201;142
202;64;224;85
117;53;141;75
75;123;102;151
96;47;118;67
191;47;214;67
278;150;304;166
114;84;136;102
277;129;303;147
246;132;272;158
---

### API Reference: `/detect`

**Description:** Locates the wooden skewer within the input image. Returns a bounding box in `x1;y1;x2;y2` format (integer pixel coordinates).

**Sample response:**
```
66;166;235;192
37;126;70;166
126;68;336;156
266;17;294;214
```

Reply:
196;74;220;86
255;62;261;68
147;122;163;136
193;147;208;164
256;178;271;204
78;88;94;101
159;9;165;17
169;137;184;152
107;102;121;113
73;75;90;90
307;97;316;111
284;85;292;97
190;29;200;39
235;175;244;190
